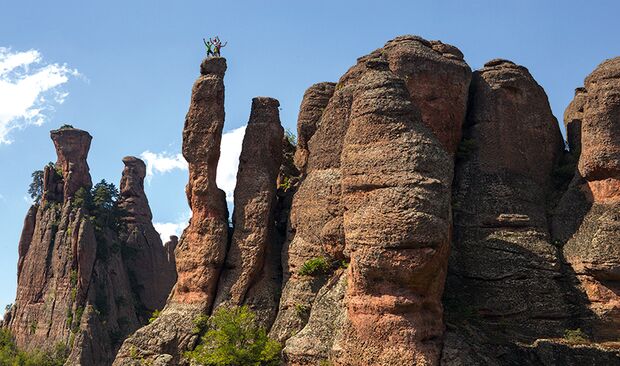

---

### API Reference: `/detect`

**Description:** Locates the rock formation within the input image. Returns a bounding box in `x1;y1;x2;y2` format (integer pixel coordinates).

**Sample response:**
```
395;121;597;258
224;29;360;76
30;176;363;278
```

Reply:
554;57;620;344
274;35;470;364
118;156;177;315
214;97;284;326
6;35;620;366
5;128;175;365
336;57;452;365
114;57;229;365
441;59;570;364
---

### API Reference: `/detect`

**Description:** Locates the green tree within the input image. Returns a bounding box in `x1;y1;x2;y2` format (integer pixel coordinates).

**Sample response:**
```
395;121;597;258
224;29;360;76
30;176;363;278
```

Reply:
28;170;44;204
0;328;68;366
186;306;281;366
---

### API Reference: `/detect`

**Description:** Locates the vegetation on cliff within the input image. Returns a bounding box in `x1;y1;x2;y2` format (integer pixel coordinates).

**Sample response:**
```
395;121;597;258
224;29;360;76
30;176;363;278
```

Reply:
0;329;67;366
186;306;281;366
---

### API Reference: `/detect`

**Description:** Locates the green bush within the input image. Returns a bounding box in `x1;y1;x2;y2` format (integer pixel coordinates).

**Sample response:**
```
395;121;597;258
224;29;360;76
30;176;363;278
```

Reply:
0;328;68;366
59;124;74;130
299;257;329;276
148;309;161;324
186;306;281;366
564;328;589;344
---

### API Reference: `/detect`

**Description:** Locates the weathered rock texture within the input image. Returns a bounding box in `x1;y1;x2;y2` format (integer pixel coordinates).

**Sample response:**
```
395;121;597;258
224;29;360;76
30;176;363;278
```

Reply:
554;57;620;344
293;82;336;175
50;128;93;200
214;97;284;326
335;57;452;365
114;57;229;365
5;129;174;366
274;35;470;364
9;36;620;366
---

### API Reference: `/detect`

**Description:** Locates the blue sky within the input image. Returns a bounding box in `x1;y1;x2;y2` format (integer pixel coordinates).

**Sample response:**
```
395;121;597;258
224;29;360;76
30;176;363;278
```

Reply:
0;0;619;314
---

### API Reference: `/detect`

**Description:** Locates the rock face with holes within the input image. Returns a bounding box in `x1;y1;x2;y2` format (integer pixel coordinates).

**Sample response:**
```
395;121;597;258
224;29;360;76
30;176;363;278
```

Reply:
554;57;620;345
5;128;174;366
214;97;284;326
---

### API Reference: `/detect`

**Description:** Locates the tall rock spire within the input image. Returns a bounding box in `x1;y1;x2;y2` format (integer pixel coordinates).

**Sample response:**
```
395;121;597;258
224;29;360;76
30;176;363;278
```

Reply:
114;57;230;365
50;127;93;201
118;156;176;314
214;97;284;325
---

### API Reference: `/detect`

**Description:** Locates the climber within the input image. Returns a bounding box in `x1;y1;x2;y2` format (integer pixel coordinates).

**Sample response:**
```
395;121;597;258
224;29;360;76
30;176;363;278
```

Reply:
211;36;227;57
203;38;214;57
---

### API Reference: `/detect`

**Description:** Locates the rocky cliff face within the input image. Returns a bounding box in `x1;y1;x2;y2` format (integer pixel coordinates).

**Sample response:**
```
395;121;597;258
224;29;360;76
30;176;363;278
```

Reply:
5;128;175;365
6;35;620;366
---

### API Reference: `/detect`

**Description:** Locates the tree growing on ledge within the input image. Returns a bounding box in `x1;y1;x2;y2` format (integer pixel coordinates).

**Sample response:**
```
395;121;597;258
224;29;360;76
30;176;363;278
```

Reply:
28;170;44;204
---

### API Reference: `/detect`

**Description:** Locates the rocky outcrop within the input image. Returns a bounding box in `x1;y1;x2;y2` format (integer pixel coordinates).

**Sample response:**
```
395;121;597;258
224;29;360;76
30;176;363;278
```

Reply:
334;57;452;365
114;57;229;365
50;127;93;200
442;59;569;363
273;35;471;364
381;35;472;153
118;156;176;316
8;35;620;366
554;57;620;343
214;97;284;326
294;82;336;175
6;128;173;365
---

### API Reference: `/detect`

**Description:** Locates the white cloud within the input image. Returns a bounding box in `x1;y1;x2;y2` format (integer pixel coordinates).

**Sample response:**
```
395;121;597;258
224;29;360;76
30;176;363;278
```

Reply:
217;126;246;203
140;151;187;182
141;125;246;204
153;211;191;244
0;47;79;144
0;193;4;201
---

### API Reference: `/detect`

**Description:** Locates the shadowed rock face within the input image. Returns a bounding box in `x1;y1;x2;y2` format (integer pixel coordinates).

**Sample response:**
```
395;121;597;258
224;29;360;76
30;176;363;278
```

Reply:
6;130;173;366
556;57;620;342
50;128;93;200
118;156;177;315
442;59;570;364
114;57;229;365
335;58;452;365
214;97;284;326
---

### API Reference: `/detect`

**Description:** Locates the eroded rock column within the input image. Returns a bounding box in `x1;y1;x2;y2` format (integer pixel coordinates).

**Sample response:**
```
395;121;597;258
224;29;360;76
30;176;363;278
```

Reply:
214;97;284;326
114;57;229;365
335;58;452;365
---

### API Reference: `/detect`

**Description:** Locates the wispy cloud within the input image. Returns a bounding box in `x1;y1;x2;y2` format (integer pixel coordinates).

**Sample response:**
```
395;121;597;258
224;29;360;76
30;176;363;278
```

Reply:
141;125;246;204
0;47;79;144
140;151;187;182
